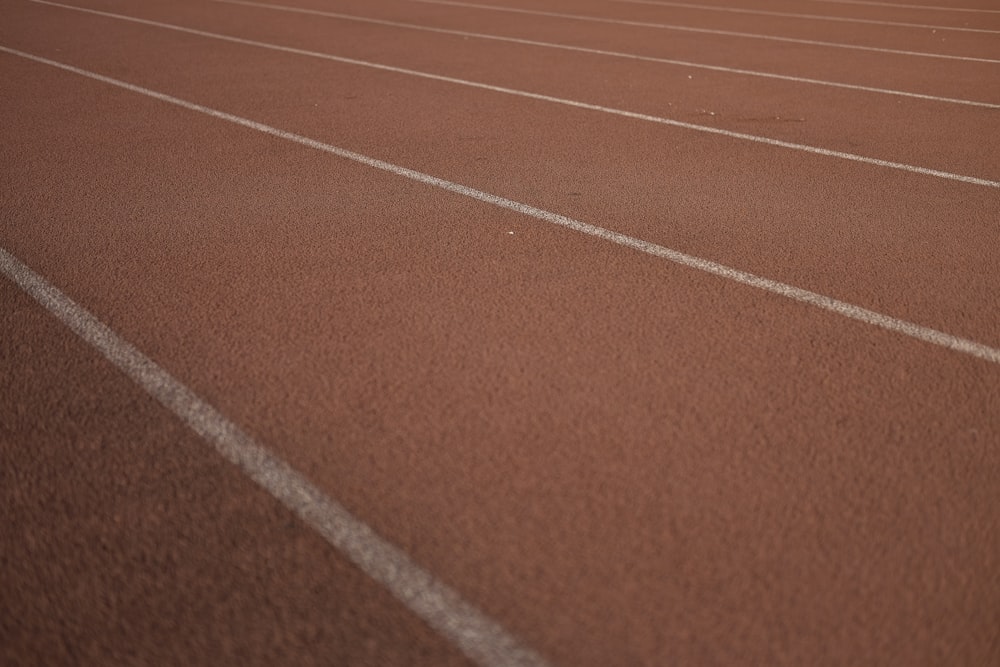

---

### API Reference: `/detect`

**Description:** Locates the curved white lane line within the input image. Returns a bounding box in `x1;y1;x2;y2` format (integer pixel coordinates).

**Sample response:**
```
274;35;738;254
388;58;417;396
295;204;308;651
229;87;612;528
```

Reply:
3;47;999;366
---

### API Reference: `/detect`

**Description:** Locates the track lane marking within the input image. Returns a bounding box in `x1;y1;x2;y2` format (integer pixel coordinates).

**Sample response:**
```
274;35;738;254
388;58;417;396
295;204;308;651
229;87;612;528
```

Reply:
205;0;1000;109
805;0;1000;14
0;250;548;667
21;3;1000;188
3;46;1000;366
610;0;1000;34
409;0;1000;64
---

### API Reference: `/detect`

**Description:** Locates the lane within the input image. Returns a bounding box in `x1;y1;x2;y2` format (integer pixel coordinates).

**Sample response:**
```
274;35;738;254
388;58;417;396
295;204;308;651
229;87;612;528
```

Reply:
605;0;1000;33
608;0;1000;26
804;0;1000;15
4;0;999;347
407;0;1000;61
195;0;998;110
7;46;998;368
26;0;1000;183
203;0;1000;104
50;0;1000;106
0;280;474;666
3;12;999;666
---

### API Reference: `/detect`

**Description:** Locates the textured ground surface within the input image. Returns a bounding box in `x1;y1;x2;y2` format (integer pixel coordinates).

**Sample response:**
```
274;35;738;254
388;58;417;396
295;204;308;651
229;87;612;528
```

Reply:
2;0;999;664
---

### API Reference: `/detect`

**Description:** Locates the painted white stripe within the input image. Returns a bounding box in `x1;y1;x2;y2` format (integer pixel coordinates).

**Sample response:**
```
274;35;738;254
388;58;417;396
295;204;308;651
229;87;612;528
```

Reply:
805;0;1000;14
205;0;1000;109
16;6;1000;188
409;0;1000;64
0;246;548;667
610;0;1000;34
4;47;1000;366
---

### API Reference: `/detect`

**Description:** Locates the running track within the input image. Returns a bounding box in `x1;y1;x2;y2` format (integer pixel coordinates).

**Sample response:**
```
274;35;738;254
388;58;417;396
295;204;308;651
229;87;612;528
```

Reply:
2;0;999;664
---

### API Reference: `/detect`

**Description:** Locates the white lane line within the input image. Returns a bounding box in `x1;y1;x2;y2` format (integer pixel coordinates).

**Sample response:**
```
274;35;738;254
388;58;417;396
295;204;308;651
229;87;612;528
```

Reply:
805;0;1000;14
409;0;1000;64
20;4;1000;188
610;0;1000;34
3;47;1000;366
206;0;1000;109
0;251;548;667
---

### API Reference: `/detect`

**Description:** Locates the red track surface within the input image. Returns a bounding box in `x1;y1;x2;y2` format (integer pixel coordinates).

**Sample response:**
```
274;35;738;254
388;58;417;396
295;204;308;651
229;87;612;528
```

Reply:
3;0;999;664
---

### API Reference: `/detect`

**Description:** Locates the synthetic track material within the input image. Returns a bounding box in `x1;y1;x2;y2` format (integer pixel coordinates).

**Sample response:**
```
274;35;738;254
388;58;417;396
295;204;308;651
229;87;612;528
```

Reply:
4;0;999;663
